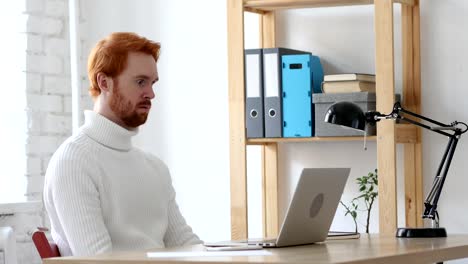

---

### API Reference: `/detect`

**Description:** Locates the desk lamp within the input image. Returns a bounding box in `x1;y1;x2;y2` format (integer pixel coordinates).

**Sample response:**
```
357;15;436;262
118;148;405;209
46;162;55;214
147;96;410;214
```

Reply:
324;101;467;237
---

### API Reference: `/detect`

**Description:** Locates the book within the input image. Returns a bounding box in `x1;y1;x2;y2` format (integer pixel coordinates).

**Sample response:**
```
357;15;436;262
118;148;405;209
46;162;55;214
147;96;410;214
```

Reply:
327;231;360;240
321;80;375;93
324;73;375;82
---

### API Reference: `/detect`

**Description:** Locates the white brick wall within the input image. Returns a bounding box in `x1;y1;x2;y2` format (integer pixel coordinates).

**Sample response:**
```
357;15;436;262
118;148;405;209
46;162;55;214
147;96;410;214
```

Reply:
26;158;42;177
0;202;43;264
44;75;71;94
0;0;93;263
26;135;66;155
25;73;42;93
27;94;63;112
45;0;67;17
27;16;63;35
45;37;70;56
26;54;63;74
26;0;44;14
27;35;43;52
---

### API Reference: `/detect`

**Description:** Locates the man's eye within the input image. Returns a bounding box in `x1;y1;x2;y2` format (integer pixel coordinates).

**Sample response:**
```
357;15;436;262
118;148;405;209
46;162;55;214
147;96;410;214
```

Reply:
137;79;146;86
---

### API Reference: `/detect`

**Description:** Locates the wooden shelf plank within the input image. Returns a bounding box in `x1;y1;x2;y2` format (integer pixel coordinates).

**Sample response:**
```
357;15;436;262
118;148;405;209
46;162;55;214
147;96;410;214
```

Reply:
248;136;376;144
244;0;414;12
247;124;417;144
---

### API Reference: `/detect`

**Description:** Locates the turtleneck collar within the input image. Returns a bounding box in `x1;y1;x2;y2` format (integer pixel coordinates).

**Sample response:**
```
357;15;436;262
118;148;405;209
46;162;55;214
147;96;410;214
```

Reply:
81;110;138;151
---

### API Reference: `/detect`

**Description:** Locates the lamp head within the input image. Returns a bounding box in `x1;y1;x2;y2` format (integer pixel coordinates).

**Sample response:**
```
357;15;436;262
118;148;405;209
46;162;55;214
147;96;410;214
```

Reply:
324;101;378;131
324;101;366;131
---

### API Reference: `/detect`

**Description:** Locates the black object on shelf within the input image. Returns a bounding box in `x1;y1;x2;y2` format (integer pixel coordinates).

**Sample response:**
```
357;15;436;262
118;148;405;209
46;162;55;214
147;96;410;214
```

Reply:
325;101;468;238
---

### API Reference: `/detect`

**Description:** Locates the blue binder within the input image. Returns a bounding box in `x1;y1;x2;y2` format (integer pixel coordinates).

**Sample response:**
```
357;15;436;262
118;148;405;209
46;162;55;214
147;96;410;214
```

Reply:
282;54;313;137
262;48;309;138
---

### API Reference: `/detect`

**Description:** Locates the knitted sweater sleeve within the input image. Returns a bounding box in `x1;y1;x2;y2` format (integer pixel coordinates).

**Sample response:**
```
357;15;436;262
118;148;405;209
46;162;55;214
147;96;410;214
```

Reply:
151;157;203;247
164;188;203;247
46;145;112;256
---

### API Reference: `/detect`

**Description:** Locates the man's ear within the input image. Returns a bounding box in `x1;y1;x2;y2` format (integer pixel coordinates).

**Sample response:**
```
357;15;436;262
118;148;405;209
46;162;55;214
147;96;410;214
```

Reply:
96;72;113;93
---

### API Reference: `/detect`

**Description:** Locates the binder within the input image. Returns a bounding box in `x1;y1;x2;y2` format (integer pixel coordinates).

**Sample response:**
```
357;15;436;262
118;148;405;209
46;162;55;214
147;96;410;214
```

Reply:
245;49;264;138
310;55;324;94
262;48;308;138
282;53;313;137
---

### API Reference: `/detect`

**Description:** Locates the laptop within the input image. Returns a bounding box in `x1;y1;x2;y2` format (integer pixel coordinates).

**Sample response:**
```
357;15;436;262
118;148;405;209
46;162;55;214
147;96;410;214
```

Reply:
206;168;350;248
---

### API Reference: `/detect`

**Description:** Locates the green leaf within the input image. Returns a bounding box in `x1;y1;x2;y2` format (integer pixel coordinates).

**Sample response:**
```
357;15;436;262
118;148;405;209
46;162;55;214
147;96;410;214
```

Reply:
357;194;366;199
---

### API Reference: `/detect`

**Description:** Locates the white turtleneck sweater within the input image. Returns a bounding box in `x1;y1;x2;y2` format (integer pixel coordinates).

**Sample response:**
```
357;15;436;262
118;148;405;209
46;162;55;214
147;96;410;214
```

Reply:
43;111;202;256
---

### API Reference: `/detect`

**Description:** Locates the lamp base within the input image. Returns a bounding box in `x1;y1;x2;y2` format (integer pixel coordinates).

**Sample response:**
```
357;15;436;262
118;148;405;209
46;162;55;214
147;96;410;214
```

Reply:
396;227;447;238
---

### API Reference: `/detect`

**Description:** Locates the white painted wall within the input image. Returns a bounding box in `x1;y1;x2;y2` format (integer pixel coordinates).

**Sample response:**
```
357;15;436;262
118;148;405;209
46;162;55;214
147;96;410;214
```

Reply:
419;1;468;235
132;1;232;243
78;0;468;246
79;0;232;242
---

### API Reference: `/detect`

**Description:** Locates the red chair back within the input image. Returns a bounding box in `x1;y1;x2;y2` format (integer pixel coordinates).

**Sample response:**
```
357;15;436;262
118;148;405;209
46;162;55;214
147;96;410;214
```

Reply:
32;230;61;258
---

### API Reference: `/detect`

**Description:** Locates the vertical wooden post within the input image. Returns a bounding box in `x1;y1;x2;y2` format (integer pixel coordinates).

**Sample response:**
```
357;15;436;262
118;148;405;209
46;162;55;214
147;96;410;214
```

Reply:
262;143;279;238
402;0;423;228
227;0;248;240
375;0;398;234
260;11;279;238
260;11;276;49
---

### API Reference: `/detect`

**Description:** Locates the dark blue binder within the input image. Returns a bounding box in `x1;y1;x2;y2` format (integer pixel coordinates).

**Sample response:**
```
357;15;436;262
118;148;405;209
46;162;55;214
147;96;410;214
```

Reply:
282;54;313;137
310;55;324;94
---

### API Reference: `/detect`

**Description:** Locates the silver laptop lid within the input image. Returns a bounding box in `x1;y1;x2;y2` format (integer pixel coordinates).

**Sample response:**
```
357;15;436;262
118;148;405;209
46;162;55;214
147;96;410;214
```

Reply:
275;168;350;247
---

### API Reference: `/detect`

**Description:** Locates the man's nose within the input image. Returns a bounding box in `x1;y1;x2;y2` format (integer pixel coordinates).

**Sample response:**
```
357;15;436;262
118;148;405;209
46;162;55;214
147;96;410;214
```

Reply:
145;86;155;100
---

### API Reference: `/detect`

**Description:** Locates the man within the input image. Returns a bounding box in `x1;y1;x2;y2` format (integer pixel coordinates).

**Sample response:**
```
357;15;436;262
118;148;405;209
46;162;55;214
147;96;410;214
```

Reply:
43;32;202;257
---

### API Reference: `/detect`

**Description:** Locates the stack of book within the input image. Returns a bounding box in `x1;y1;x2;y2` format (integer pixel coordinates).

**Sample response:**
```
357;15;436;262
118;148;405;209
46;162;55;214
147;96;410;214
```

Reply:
321;73;375;93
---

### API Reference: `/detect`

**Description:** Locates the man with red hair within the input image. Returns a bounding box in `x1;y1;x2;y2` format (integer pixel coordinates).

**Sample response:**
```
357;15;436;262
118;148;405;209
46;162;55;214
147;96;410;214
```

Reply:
43;32;202;256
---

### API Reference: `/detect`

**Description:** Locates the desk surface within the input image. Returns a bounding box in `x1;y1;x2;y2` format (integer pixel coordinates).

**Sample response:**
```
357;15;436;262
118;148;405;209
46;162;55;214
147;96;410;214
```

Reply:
44;234;468;264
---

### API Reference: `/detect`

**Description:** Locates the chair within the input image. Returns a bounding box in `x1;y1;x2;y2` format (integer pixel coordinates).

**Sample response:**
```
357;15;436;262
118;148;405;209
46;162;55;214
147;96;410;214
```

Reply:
32;228;60;259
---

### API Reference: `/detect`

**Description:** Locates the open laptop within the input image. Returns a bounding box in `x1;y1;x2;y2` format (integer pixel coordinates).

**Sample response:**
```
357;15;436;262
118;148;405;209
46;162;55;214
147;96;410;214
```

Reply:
206;168;350;248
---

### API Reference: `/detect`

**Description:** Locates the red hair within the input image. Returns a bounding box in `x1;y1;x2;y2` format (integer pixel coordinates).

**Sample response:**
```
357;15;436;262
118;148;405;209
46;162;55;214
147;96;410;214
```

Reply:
87;32;161;98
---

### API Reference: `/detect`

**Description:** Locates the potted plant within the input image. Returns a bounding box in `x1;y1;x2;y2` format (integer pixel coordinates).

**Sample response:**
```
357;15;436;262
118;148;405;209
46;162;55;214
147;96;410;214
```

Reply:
340;169;378;233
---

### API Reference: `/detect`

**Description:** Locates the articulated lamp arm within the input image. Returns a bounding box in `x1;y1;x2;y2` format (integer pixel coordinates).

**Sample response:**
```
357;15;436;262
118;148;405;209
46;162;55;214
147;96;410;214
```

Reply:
366;102;468;226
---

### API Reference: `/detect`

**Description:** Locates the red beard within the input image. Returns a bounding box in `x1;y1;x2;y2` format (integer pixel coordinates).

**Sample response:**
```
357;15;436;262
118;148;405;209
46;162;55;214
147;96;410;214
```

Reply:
109;84;150;128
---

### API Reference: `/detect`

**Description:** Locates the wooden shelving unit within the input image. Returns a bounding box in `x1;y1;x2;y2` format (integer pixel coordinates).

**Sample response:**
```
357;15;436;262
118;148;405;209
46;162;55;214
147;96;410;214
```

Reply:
227;0;423;239
247;124;418;145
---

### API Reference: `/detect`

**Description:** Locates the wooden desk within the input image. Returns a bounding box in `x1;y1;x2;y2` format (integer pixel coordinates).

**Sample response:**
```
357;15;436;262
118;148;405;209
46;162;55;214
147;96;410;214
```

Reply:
44;234;468;264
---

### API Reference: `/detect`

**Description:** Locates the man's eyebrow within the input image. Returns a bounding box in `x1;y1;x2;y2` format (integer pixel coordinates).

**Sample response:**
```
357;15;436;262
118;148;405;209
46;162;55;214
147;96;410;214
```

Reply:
135;75;158;83
134;75;151;79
